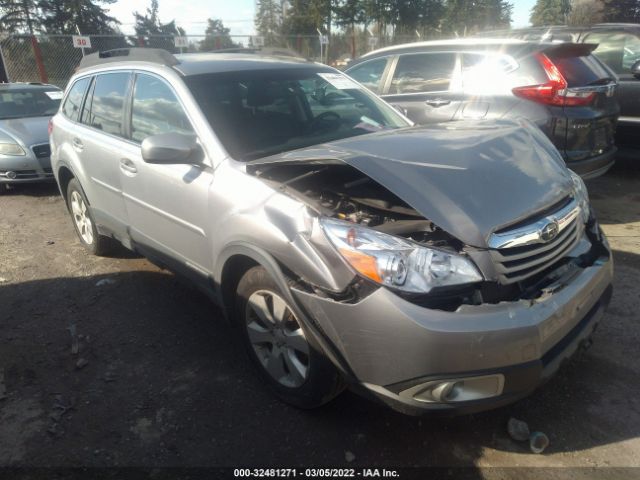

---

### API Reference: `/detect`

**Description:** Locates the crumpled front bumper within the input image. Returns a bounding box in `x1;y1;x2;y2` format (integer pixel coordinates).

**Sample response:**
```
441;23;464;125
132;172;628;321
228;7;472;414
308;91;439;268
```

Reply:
291;232;613;415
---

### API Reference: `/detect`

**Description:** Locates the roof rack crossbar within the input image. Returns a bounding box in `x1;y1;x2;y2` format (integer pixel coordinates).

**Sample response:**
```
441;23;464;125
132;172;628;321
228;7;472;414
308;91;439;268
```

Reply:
78;48;179;70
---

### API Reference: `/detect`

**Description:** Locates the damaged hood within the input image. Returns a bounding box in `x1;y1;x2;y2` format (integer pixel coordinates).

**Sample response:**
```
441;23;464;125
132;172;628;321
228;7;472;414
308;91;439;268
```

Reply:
249;120;574;248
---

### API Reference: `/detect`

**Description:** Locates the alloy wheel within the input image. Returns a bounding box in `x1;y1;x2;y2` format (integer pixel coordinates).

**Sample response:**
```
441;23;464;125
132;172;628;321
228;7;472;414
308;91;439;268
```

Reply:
245;290;310;388
70;190;94;245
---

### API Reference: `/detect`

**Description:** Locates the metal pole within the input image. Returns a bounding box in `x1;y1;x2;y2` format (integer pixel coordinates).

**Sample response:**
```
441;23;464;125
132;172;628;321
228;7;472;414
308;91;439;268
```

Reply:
75;25;85;56
0;38;10;82
317;28;323;64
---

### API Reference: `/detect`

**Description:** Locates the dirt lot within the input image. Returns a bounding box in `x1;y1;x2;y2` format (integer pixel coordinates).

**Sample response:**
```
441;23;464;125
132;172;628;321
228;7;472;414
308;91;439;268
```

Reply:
1;160;639;478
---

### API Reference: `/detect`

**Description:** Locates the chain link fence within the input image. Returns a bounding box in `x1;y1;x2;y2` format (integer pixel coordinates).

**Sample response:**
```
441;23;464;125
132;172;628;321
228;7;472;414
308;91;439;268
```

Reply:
0;33;428;88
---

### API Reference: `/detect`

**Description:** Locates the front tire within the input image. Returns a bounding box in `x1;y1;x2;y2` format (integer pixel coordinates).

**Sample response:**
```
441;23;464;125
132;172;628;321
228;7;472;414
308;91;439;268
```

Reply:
235;266;344;409
66;178;115;256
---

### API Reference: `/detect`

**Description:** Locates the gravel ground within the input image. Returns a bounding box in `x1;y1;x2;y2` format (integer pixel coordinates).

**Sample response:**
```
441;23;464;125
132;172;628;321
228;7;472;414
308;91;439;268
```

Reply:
0;160;639;478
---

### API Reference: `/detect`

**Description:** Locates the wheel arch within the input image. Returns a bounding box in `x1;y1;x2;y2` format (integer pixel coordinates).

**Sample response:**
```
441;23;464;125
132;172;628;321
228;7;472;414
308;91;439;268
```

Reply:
215;243;292;323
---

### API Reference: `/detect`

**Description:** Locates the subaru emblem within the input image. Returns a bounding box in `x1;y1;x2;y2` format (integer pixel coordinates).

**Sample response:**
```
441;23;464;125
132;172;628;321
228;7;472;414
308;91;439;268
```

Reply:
540;221;559;243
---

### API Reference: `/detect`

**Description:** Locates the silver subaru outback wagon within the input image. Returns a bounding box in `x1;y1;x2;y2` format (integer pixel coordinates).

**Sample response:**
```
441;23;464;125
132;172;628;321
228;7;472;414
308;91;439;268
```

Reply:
51;48;613;415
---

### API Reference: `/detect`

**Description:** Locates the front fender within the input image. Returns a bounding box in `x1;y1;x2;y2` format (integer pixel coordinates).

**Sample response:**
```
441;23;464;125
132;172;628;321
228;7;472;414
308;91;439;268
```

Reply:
214;242;356;380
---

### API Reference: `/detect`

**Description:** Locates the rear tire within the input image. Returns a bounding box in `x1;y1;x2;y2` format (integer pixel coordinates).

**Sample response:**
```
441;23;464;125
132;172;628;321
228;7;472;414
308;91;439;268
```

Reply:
235;266;344;409
66;178;115;256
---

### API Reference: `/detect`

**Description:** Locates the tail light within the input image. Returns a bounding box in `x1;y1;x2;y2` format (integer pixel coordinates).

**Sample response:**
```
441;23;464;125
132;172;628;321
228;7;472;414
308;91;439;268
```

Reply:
512;53;595;107
48;118;53;136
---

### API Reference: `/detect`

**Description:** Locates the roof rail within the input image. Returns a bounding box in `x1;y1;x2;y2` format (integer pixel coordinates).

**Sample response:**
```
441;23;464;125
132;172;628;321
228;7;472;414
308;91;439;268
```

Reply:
78;48;179;70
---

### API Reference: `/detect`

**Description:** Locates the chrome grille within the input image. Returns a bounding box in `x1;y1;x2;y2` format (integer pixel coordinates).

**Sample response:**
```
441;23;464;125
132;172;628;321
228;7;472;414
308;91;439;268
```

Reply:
489;198;583;284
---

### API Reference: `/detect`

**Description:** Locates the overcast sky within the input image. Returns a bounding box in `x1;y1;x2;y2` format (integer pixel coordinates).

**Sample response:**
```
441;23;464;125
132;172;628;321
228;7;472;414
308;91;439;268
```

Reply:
108;0;536;36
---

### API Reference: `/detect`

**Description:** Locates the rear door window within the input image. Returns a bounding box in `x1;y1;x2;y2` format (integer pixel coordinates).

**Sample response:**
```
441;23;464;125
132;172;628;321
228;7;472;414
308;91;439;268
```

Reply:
389;53;457;94
583;31;640;74
62;78;89;121
82;72;131;137
130;74;193;144
346;58;388;93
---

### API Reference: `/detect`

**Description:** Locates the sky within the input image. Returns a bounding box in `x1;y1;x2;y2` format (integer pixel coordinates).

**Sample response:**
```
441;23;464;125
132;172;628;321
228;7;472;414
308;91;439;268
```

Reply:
108;0;537;37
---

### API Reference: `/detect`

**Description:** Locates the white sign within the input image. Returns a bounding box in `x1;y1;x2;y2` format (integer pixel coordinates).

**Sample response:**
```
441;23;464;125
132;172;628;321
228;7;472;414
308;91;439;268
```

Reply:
367;37;378;48
174;36;189;48
317;73;360;90
320;35;329;45
252;36;265;47
72;35;91;49
45;91;63;100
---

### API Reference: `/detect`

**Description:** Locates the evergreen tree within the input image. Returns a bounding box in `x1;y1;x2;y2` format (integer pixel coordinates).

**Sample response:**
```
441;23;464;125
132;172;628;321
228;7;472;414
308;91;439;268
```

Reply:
601;0;640;22
255;0;282;44
530;0;571;26
199;18;236;51
39;0;119;34
0;0;40;33
134;0;181;36
444;0;512;35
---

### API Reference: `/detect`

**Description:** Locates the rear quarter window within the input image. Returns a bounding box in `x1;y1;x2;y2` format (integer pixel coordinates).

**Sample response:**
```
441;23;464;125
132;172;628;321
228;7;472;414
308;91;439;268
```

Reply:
546;53;613;86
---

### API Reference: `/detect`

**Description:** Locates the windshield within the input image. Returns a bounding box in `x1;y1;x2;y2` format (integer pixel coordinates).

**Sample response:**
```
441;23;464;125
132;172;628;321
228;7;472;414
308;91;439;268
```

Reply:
0;89;62;120
184;67;409;161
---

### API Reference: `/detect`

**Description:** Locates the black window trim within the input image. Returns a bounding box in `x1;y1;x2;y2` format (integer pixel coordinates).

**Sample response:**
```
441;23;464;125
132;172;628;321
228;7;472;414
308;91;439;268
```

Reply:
61;76;91;122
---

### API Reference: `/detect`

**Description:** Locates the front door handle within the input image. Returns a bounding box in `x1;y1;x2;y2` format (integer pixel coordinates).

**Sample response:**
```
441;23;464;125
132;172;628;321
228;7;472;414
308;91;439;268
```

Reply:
119;158;137;175
72;138;84;151
425;99;451;107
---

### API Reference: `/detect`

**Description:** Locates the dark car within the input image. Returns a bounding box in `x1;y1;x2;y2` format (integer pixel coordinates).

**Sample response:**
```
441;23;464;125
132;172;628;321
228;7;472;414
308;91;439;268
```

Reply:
345;39;620;178
482;23;640;160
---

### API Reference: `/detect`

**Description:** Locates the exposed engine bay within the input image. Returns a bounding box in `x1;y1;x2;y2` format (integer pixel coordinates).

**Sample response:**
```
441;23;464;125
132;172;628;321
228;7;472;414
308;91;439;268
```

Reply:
249;162;463;251
249;162;609;311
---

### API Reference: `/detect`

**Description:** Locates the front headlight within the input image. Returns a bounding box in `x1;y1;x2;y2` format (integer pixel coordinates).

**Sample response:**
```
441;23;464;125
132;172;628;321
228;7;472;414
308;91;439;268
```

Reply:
569;170;590;223
321;218;482;294
0;143;26;156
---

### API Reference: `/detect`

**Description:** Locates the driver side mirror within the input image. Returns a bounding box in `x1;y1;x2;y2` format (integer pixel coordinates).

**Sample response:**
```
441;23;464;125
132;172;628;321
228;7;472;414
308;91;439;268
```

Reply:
631;60;640;79
141;132;202;165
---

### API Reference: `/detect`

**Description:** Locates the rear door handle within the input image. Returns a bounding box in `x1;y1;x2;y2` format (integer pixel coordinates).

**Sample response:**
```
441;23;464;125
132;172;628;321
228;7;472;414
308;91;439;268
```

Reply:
425;99;451;107
72;138;84;151
119;158;138;175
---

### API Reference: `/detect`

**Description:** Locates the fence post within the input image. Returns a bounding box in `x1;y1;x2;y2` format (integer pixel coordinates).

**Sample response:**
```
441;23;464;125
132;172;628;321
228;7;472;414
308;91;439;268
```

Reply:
0;41;9;82
351;33;356;60
31;36;48;84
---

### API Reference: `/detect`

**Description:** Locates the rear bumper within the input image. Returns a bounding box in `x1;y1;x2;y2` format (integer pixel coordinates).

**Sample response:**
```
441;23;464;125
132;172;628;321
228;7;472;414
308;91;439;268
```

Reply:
566;147;616;179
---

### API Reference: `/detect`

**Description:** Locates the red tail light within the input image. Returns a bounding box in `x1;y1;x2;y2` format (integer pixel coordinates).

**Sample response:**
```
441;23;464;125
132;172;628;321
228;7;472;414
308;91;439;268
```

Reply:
512;53;595;107
48;118;53;136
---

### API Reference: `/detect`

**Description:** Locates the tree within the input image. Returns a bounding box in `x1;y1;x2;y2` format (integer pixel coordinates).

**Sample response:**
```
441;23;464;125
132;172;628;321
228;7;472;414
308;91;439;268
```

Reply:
601;0;640;22
255;0;282;44
444;0;512;35
567;0;604;25
0;0;40;33
199;18;236;51
530;0;571;26
134;0;182;36
39;0;119;34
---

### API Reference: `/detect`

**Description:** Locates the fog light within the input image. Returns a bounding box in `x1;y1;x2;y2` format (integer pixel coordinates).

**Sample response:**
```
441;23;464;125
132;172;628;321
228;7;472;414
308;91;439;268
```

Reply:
6;171;17;179
399;374;505;403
